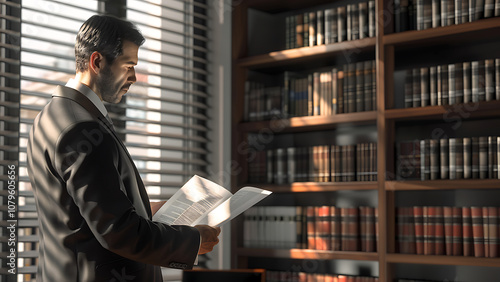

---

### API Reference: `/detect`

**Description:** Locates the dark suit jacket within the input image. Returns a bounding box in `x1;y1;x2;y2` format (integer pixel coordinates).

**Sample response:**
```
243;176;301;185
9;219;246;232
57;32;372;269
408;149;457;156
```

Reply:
27;86;200;282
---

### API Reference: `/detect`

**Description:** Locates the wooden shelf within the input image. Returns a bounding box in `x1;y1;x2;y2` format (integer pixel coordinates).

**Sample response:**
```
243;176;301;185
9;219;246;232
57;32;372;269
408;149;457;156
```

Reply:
385;100;500;121
384;17;500;47
231;0;500;279
386;179;500;191
386;253;500;267
236;248;379;261
237;111;377;133
246;0;337;13
248;181;378;193
236;37;376;69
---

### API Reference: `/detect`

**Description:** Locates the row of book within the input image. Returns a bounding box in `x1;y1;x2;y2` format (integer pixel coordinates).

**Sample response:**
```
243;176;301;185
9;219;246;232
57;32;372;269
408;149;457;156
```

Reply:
396;206;500;257
285;1;376;50
243;206;378;252
404;58;500;108
394;0;500;33
244;60;377;122
267;271;379;282
247;143;377;185
397;136;500;180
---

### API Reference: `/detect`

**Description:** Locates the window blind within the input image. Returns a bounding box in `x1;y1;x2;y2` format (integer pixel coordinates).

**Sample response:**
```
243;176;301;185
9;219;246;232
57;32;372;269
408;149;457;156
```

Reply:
9;0;210;280
123;0;210;199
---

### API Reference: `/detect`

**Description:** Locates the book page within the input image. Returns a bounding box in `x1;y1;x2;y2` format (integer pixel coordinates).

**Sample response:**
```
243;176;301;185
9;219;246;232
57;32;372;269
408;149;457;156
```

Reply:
152;175;233;226
196;187;272;227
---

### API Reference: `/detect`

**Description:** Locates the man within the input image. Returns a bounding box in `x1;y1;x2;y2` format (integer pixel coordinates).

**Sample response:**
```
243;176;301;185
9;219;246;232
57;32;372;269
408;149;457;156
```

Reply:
27;15;220;281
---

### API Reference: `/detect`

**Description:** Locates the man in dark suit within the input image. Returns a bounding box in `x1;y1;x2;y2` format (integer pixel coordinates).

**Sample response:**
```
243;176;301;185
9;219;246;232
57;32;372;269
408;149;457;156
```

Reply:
27;15;220;281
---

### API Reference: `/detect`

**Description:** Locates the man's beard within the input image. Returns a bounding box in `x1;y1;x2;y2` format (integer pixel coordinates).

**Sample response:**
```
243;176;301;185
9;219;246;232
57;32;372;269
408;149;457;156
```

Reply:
96;65;122;103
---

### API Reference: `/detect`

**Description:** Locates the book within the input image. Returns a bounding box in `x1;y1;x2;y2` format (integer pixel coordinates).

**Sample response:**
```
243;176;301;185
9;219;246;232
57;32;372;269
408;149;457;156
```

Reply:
307;206;316;249
423;206;435;255
440;138;449;179
471;206;485;257
331;206;342;251
315;206;331;250
153;175;272;227
443;206;453;255
485;59;495;101
454;206;465;256
487;206;498;257
463;61;472;103
414;206;425;254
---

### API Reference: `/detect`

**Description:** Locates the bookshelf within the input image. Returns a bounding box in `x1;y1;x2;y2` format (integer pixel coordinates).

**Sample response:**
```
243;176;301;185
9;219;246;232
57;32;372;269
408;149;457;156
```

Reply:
231;0;500;281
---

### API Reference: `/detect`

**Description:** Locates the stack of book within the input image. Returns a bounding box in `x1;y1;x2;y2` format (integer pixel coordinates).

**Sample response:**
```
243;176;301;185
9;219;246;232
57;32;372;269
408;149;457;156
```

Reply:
267;271;379;282
247;143;377;184
394;0;500;32
404;58;500;108
397;136;499;180
243;60;376;122
285;1;376;49
243;206;378;252
396;206;499;257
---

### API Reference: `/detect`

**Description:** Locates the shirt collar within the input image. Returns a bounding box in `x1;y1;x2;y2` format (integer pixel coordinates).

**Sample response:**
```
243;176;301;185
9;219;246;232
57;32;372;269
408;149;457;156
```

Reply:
65;78;108;117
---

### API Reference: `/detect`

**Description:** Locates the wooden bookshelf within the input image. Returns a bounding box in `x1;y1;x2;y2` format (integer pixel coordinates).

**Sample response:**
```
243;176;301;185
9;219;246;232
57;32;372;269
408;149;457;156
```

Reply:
251;181;378;193
237;111;377;133
236;248;379;261
231;0;500;281
386;179;500;191
386;253;500;267
237;37;376;69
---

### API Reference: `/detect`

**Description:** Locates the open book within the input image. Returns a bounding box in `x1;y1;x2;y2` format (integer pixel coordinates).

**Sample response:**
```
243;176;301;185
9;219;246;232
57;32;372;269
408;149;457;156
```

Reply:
152;175;272;227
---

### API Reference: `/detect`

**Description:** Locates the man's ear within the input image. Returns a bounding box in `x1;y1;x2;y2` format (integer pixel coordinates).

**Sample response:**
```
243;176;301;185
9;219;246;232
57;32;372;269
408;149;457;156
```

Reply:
89;51;104;74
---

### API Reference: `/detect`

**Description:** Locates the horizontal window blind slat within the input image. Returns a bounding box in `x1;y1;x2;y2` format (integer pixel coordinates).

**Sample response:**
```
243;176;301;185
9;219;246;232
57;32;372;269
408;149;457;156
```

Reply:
0;100;19;108
0;56;20;65
127;0;209;20
135;70;209;87
0;145;18;152
1;117;21;124
37;0;97;13
118;117;208;131
21;33;74;49
126;8;208;31
130;83;208;98
125;142;208;154
0;71;20;79
20;76;65;87
17;266;37;275
0;129;18;137
20;102;208;121
17;250;38;258
0;27;21;37
21;20;77;38
22;46;75;62
21;5;94;26
0;86;19;93
125;93;208;109
0;0;21;8
19;235;39;242
19;220;39;228
18;131;207;143
0;42;21;51
129;155;208;165
0;13;21;22
111;104;209;120
138;169;201;176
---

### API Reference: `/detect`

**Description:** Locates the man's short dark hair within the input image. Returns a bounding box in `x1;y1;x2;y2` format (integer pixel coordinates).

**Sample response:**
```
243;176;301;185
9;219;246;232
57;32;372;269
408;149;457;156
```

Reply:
75;15;145;72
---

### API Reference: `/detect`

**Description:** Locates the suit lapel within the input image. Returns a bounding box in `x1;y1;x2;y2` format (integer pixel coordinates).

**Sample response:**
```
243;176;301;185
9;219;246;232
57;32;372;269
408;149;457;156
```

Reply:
53;86;153;219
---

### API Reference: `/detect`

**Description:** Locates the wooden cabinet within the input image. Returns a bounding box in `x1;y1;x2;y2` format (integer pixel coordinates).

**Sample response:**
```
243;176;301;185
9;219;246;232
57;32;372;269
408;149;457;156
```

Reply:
231;0;500;281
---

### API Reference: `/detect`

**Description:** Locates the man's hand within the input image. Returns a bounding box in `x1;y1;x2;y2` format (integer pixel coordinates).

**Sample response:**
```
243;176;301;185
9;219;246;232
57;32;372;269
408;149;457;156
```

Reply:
150;201;166;215
194;225;221;255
